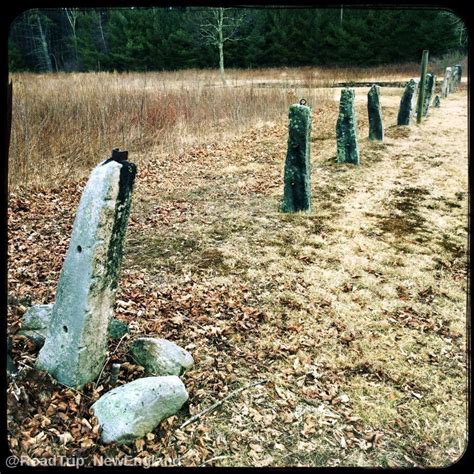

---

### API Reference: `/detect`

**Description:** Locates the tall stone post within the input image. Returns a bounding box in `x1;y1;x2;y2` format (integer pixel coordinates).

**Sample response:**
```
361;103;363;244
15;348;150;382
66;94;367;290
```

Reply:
367;84;383;141
449;67;457;93
336;88;359;165
442;67;452;98
281;102;312;213
451;64;462;92
416;49;429;124
423;73;436;117
397;79;419;126
454;64;462;88
36;150;136;388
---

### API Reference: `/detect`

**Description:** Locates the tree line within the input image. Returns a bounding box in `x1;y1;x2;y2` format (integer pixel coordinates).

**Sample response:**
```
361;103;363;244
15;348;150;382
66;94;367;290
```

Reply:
8;7;466;73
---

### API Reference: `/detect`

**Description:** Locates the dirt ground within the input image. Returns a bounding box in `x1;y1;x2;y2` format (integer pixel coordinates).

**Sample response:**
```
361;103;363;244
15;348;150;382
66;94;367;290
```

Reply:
7;86;468;467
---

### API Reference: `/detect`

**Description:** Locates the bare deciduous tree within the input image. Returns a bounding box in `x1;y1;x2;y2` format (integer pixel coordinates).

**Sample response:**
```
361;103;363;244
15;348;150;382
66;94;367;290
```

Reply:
199;7;246;85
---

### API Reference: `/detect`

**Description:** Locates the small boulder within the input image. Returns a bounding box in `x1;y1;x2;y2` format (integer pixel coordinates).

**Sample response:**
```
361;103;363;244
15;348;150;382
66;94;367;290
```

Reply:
18;304;53;347
91;376;188;444
130;338;194;376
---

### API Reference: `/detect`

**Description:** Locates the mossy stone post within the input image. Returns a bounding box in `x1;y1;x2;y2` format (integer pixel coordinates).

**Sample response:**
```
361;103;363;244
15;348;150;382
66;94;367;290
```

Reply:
423;73;436;117
36;150;136;388
336;88;359;165
281;102;312;213
397;79;418;126
442;67;452;98
367;84;383;141
416;50;429;124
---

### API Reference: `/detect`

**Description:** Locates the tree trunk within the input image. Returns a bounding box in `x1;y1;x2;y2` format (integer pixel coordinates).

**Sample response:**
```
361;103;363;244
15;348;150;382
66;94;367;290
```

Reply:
35;13;53;72
218;8;227;86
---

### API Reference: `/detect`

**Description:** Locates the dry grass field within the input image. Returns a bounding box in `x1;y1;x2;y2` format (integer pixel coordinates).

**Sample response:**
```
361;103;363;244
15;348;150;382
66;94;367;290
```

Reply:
7;62;468;467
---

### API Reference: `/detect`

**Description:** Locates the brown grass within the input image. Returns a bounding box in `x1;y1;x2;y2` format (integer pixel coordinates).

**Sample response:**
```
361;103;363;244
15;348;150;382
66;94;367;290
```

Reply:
9;56;467;190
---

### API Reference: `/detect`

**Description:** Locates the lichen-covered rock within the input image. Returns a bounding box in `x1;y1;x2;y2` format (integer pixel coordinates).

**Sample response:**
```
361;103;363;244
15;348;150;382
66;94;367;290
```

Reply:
130;338;194;376
367;84;383;141
336;89;359;164
281;103;312;213
108;319;129;340
18;304;53;347
36;156;136;388
397;79;418;126
92;376;188;444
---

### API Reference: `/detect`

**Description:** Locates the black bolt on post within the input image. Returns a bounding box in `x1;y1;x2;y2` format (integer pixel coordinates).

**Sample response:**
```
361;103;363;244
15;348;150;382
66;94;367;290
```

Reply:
416;50;429;124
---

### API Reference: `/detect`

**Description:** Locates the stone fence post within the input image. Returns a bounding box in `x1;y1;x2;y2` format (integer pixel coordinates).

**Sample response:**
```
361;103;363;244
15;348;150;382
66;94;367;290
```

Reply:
367;84;383;141
336;89;359;164
282;102;312;213
36;150;136;388
397;79;419;126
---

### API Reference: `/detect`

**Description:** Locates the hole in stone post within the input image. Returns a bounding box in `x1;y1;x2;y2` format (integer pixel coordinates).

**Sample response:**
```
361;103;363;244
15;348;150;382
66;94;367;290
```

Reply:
77;245;82;253
63;326;68;333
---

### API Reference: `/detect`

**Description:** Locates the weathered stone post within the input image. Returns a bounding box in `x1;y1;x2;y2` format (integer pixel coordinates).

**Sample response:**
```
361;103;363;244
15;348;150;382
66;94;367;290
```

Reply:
449;67;457;93
281;101;312;213
442;67;452;98
397;79;419;126
454;64;462;88
336;89;360;165
36;149;136;388
451;64;462;91
416;49;429;124
367;84;383;141
423;73;436;116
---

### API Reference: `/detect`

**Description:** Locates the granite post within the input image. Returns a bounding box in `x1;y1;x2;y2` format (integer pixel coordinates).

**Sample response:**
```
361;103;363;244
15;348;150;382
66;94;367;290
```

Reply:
367;84;383;141
336;88;360;164
36;149;136;388
281;102;312;213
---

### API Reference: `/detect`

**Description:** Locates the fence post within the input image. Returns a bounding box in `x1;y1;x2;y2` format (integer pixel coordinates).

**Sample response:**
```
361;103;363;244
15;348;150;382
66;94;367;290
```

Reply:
416;50;429;124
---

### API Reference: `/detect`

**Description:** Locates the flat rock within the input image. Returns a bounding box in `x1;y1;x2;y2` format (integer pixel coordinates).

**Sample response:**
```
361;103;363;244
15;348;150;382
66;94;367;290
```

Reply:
130;338;194;376
92;376;188;444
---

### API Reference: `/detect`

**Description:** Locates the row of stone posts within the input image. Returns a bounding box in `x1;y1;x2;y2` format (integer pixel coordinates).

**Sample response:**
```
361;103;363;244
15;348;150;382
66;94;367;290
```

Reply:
282;61;462;213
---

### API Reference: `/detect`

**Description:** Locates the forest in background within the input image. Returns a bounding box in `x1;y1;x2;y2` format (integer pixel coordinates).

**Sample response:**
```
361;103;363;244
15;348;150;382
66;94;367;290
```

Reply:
8;7;467;73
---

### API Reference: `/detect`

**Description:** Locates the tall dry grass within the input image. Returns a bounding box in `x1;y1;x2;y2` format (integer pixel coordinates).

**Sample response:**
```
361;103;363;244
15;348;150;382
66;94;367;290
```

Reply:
9;69;333;189
8;57;467;189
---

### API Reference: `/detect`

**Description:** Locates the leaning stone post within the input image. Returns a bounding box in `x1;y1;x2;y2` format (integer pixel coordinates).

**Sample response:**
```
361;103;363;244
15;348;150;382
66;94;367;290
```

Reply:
281;102;312;213
397;79;418;126
423;73;436;116
36;149;136;388
367;84;383;141
336;88;359;165
442;67;452;98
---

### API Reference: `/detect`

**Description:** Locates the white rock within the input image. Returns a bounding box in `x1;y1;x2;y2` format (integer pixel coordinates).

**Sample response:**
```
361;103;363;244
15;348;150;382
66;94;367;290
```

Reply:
92;376;188;444
130;338;194;376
